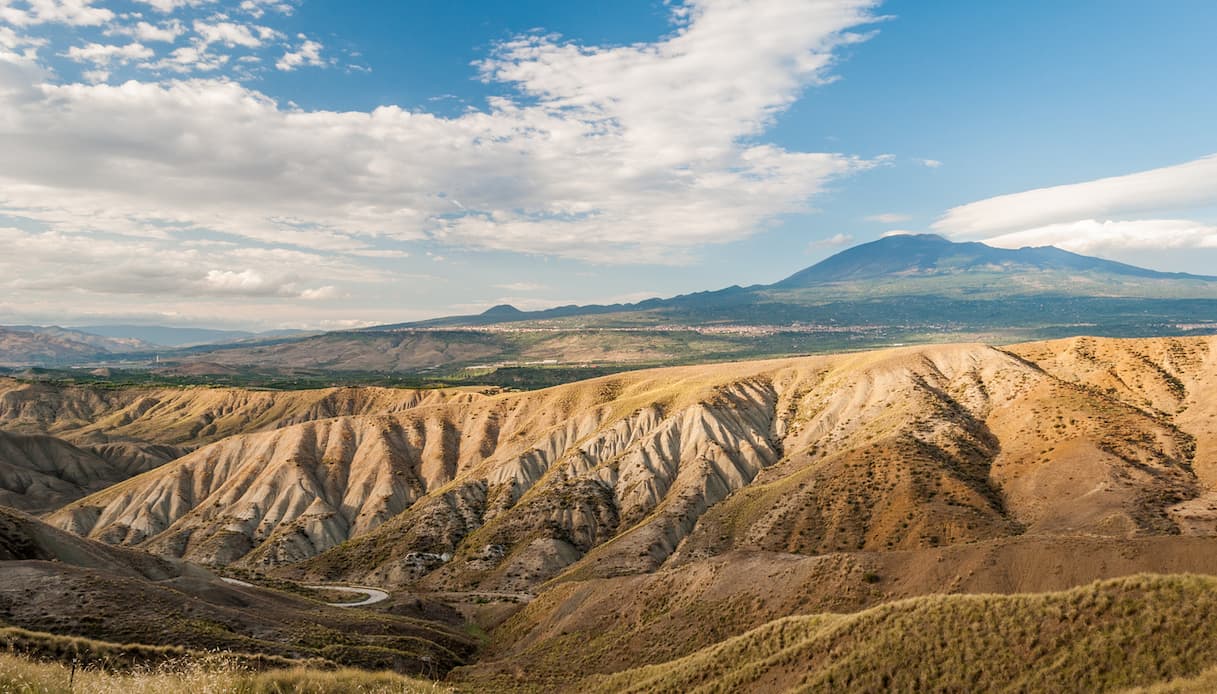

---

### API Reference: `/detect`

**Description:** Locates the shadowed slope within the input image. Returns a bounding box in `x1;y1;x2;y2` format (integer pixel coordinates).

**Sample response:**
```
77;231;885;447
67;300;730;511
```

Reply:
0;431;177;513
0;506;476;676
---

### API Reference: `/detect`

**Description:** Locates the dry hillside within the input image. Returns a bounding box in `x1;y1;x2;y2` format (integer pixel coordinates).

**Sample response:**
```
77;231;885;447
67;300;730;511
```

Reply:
0;430;178;513
573;574;1217;693
0;507;476;675
0;379;486;512
25;336;1212;595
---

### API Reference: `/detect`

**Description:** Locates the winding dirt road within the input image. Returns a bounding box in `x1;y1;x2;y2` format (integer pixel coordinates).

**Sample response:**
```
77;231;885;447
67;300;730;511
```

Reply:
220;577;389;607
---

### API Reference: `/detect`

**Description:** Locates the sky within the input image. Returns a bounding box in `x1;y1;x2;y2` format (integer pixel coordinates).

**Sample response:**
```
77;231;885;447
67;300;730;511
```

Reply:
0;0;1215;331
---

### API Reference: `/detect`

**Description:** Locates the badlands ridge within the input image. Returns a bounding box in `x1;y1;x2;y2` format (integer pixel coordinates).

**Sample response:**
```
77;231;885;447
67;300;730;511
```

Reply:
0;335;1208;591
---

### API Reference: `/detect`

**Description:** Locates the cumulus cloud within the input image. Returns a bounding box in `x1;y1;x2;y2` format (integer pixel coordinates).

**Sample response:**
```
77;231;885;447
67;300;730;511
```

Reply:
65;41;154;65
0;0;113;27
106;19;185;43
133;0;216;13
0;226;372;300
0;0;883;264
0;0;889;325
274;35;322;70
193;18;276;47
238;0;293;18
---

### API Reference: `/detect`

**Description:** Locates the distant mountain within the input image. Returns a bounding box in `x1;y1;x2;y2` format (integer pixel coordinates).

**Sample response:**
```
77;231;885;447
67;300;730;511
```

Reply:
7;325;154;352
0;326;156;366
773;234;1214;286
377;234;1217;331
71;325;315;348
22;235;1217;376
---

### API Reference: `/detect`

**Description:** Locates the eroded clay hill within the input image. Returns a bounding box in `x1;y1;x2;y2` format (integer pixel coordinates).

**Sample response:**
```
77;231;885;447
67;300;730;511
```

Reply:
0;379;483;447
0;379;485;510
0;430;177;513
41;336;1217;592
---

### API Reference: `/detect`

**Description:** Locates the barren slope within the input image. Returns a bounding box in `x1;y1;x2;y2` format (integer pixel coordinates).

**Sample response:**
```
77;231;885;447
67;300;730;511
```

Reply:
42;337;1217;595
0;431;177;513
0;378;483;447
0;380;484;512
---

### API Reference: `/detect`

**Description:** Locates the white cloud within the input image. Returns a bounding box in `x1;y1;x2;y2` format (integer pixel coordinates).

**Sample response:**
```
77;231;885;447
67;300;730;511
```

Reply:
299;285;338;300
193;19;275;48
0;0;883;265
0;0;113;27
981;219;1217;255
108;20;186;43
0;0;893;326
0;25;44;49
65;41;154;65
132;0;216;13
0;227;371;301
864;212;908;223
935;154;1217;237
238;0;294;19
920;158;942;168
811;232;853;247
933;153;1217;254
274;36;322;70
143;43;228;71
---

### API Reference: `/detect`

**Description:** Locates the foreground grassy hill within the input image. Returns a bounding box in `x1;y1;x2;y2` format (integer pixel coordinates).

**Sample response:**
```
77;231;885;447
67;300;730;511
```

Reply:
577;574;1217;694
461;536;1217;685
451;574;1217;692
0;507;476;677
0;651;446;693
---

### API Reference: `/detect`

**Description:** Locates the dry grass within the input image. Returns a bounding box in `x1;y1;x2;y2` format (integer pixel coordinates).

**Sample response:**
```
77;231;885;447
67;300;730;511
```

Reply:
0;652;450;693
0;624;313;672
580;574;1217;693
1126;664;1217;693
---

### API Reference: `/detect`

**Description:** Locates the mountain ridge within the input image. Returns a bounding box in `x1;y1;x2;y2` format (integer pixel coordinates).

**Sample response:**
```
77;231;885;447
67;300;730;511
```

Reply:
377;234;1217;330
773;233;1216;287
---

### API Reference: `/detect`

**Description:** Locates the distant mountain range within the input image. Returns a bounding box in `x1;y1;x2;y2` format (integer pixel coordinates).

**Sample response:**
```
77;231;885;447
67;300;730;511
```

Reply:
0;324;314;367
4;235;1217;373
71;325;312;348
773;233;1212;286
380;234;1217;330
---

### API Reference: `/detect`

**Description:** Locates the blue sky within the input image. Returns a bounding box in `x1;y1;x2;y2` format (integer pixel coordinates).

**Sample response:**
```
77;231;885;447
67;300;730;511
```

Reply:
0;0;1214;329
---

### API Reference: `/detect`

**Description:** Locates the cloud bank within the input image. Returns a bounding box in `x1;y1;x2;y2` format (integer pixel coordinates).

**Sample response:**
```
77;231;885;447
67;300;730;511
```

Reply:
0;0;885;325
934;154;1217;254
